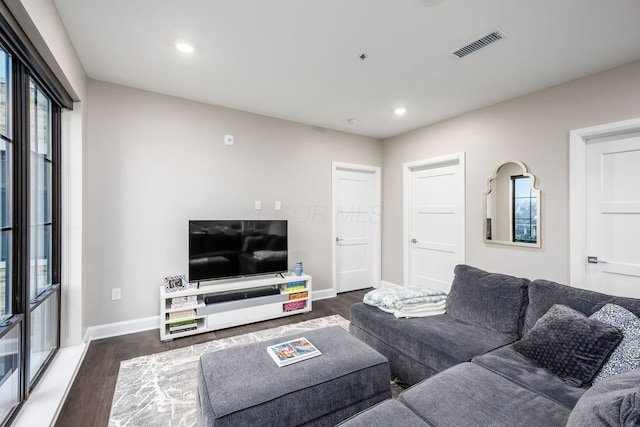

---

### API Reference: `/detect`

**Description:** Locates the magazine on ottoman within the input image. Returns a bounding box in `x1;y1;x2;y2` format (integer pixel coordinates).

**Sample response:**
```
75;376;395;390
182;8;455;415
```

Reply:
267;337;322;367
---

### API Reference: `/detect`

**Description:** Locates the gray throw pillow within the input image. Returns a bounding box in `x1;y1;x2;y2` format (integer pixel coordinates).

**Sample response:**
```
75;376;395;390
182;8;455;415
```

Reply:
590;304;640;384
445;264;529;337
513;304;623;387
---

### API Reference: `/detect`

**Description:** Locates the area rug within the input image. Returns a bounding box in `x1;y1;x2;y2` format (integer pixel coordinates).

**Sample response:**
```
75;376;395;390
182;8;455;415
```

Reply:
108;315;351;427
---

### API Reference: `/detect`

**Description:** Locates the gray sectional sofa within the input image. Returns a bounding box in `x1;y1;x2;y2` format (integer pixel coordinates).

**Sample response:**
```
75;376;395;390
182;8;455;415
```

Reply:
342;265;640;427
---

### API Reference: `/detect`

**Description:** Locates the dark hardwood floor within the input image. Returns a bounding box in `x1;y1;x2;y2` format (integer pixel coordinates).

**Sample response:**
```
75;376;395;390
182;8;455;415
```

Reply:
55;289;369;426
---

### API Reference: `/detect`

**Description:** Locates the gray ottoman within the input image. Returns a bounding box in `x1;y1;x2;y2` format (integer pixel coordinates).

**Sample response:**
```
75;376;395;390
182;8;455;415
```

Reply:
197;326;391;426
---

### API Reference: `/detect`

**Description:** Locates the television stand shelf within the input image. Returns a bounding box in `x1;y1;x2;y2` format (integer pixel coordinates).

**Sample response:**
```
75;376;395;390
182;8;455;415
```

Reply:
159;274;312;341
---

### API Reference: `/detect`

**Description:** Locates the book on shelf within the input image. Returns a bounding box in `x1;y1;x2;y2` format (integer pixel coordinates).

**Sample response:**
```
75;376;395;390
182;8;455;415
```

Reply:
283;281;305;287
266;337;322;367
283;300;306;312
281;284;305;292
288;292;307;300
169;319;197;328
169;319;198;333
170;295;198;309
170;325;197;334
168;309;196;320
171;295;197;303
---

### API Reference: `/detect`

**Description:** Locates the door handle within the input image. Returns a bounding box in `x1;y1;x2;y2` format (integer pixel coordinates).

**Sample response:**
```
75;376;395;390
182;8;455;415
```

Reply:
336;237;344;243
411;238;418;244
587;256;608;264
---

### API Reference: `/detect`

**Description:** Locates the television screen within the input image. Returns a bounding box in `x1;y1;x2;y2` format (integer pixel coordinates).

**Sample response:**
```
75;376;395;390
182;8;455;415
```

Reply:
189;220;288;282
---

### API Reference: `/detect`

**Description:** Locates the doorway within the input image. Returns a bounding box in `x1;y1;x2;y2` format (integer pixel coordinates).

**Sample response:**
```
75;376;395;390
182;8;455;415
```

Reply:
332;162;381;294
570;119;640;298
403;153;465;293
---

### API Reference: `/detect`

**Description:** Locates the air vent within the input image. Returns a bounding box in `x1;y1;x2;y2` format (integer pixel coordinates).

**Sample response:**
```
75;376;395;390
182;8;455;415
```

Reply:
451;30;507;59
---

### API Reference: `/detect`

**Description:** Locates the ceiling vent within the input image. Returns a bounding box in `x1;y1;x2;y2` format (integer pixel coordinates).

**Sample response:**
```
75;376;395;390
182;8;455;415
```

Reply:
450;30;507;59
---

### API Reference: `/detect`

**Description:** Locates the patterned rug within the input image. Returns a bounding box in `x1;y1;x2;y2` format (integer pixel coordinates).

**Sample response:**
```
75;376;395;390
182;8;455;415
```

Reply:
108;315;353;427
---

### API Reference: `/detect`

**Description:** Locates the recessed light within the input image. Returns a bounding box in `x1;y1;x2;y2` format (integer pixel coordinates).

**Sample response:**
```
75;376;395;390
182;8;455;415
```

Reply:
394;107;407;116
176;42;195;54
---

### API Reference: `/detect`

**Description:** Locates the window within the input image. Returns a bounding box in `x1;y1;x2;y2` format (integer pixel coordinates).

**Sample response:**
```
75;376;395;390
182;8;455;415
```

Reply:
29;80;53;300
0;323;20;422
28;80;57;386
0;15;65;423
0;46;11;320
512;176;537;243
0;46;18;424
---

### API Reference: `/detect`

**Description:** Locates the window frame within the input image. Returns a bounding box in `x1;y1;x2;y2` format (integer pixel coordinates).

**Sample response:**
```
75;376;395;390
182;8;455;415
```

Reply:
0;14;64;425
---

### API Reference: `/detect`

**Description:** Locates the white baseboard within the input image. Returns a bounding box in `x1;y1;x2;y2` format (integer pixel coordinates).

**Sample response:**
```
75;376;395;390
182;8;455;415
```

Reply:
83;315;160;342
380;280;403;289
312;288;336;301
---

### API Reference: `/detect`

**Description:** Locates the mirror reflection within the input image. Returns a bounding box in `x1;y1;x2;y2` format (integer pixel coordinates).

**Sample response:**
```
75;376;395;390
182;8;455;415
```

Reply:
484;161;541;247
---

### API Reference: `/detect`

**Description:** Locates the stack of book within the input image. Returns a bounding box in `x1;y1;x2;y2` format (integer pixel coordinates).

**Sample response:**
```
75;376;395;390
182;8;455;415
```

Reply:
171;295;198;309
281;281;305;292
289;291;308;300
169;319;198;334
284;300;306;312
168;309;196;321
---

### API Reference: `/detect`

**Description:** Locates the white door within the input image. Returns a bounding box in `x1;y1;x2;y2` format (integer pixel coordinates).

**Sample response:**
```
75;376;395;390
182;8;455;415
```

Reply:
584;134;640;297
404;154;465;293
333;163;381;293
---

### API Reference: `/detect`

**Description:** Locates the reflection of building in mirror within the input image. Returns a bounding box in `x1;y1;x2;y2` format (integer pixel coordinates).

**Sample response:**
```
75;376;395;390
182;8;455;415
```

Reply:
483;160;541;248
512;176;537;243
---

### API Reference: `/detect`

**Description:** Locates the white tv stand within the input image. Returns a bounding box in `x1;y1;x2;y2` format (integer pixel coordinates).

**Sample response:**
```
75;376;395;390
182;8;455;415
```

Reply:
160;274;312;341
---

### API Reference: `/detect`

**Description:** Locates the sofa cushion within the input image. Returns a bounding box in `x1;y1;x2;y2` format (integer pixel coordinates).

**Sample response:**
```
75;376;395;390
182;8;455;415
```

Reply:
523;279;640;337
513;304;622;387
472;345;587;409
350;302;514;380
445;264;529;338
590;304;640;384
399;362;572;427
337;399;430;427
566;368;640;427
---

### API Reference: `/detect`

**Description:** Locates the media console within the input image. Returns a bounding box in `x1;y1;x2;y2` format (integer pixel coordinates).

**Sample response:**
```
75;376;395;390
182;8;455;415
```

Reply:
159;273;312;341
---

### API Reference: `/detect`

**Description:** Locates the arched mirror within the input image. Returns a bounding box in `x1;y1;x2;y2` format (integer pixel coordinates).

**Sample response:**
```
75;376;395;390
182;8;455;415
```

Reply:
483;161;541;247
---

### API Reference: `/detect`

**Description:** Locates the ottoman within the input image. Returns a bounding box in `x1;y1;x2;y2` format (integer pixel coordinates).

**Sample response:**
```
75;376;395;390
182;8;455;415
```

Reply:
197;326;391;426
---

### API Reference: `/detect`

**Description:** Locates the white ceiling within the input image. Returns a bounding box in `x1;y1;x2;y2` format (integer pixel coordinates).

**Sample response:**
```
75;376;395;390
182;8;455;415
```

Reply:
52;0;640;139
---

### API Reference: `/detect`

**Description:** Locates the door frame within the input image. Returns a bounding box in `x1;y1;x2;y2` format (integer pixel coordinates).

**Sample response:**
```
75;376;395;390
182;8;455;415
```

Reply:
403;153;466;286
569;117;640;286
331;161;382;295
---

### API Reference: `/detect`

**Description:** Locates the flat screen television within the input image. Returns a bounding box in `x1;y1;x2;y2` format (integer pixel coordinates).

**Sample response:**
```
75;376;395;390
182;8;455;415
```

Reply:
189;220;288;282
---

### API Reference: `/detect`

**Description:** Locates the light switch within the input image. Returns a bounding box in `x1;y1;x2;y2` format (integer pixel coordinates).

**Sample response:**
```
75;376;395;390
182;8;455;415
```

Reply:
255;200;262;210
275;201;282;210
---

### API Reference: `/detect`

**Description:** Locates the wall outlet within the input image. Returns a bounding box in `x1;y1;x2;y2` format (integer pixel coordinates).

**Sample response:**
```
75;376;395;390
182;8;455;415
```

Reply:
224;134;234;146
112;288;121;300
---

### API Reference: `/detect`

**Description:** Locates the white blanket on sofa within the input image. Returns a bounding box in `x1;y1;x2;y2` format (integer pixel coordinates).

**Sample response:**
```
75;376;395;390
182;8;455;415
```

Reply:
363;287;448;318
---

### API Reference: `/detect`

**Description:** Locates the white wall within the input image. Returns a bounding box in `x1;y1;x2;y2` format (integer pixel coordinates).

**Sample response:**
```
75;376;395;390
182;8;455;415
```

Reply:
86;80;382;327
382;60;640;285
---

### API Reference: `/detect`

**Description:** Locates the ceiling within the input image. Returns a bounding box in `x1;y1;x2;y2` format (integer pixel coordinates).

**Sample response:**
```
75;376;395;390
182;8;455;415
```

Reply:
52;0;640;139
